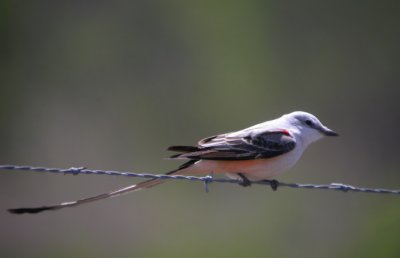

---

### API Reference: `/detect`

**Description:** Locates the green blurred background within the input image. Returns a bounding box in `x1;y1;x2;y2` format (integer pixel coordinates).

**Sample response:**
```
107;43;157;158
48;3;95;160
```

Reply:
1;1;399;257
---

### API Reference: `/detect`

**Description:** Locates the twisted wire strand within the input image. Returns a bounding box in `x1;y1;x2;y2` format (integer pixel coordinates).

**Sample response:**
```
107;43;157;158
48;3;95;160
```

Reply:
1;164;399;195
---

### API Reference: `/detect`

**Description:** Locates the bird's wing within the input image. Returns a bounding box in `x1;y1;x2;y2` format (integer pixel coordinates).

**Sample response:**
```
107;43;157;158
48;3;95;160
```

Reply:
170;129;296;160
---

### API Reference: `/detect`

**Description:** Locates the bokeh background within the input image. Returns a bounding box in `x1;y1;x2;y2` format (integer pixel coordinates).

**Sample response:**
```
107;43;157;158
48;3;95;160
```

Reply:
1;1;399;257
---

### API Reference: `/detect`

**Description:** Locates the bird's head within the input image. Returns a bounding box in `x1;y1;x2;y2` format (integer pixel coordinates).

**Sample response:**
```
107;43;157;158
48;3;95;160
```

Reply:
281;111;338;146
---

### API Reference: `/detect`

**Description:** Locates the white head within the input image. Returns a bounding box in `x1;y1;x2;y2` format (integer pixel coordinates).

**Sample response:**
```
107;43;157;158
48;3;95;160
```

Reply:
281;111;338;146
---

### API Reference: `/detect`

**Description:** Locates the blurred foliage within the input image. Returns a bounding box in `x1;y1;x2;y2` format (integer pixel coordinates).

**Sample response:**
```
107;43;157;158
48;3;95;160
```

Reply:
0;1;399;258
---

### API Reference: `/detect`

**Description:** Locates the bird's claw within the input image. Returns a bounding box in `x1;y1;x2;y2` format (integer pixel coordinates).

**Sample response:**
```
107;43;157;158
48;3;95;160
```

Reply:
237;173;252;187
262;179;279;191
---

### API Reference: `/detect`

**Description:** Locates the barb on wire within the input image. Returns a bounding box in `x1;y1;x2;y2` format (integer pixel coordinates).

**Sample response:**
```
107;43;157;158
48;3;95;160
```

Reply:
1;164;400;195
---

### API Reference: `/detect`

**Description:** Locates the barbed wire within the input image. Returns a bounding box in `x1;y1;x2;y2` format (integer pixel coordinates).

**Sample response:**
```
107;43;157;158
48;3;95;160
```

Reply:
1;164;400;195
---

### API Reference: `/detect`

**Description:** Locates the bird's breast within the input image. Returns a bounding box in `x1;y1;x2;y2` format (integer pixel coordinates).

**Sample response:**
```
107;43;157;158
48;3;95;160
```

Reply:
186;146;303;181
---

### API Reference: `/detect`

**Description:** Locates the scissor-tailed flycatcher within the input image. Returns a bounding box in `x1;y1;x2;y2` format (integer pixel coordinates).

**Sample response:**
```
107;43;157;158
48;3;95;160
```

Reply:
9;111;338;214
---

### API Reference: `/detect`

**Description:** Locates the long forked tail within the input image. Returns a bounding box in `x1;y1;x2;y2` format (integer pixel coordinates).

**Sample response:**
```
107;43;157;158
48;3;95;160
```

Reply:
8;160;196;214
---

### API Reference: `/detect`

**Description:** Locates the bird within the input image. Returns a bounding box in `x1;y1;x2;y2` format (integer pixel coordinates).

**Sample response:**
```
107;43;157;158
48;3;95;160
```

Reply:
8;111;338;214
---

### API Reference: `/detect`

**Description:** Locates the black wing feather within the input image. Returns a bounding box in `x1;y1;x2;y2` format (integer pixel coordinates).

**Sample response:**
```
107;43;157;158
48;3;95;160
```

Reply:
168;131;296;160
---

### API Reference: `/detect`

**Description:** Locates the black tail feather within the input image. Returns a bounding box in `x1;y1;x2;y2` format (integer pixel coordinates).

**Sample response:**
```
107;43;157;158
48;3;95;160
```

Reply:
8;206;59;214
9;160;198;215
167;145;199;153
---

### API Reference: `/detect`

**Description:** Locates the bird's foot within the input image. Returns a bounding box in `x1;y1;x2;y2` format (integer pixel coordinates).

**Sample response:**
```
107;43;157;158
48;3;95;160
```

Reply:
237;173;252;187
262;179;280;191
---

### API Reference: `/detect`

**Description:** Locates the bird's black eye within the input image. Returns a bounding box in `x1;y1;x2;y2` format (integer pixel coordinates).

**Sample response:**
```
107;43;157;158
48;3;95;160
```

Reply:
305;120;313;126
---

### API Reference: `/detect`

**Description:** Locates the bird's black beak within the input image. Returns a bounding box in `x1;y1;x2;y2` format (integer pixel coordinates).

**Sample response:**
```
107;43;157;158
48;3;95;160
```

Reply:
321;127;339;136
